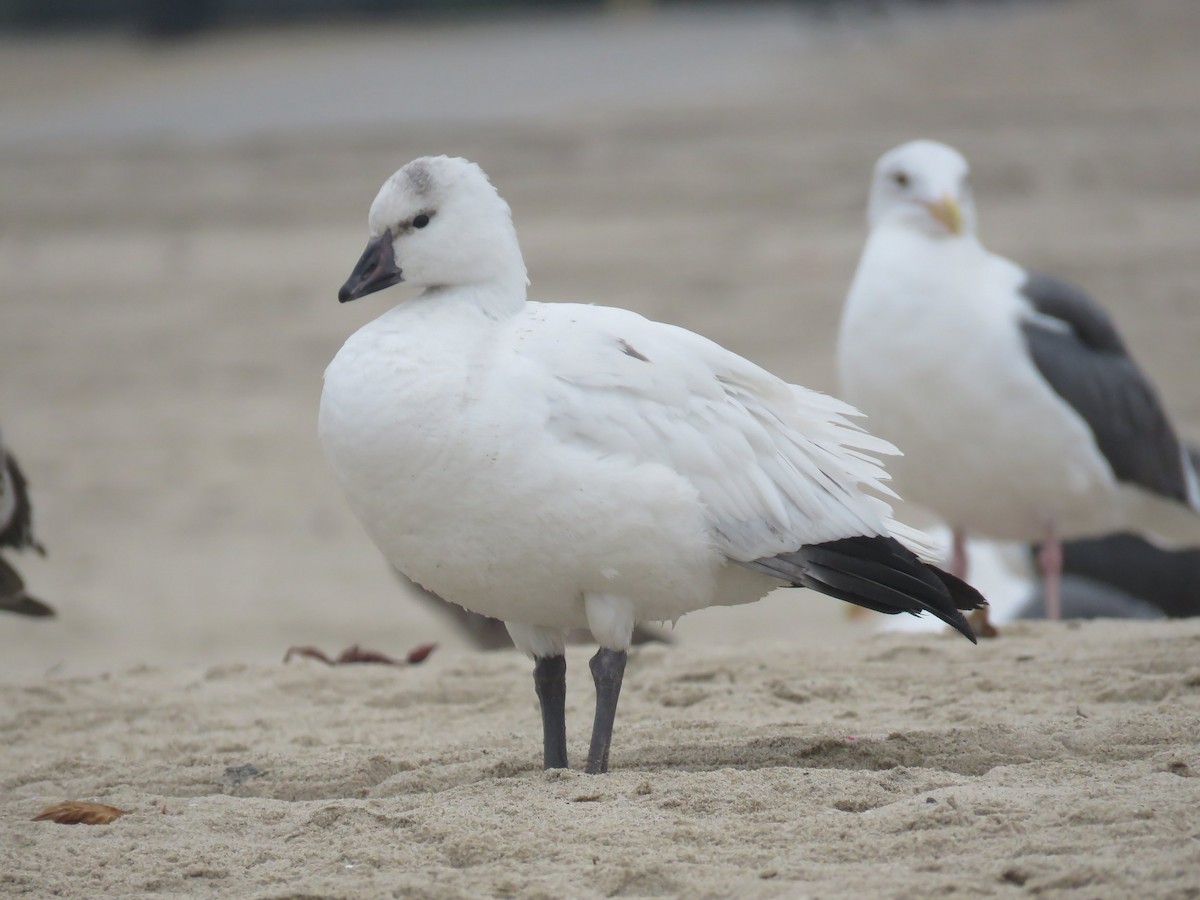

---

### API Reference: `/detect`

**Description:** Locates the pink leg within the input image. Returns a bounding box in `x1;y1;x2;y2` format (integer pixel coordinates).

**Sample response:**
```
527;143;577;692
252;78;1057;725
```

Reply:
949;528;969;580
951;528;998;638
1039;522;1063;621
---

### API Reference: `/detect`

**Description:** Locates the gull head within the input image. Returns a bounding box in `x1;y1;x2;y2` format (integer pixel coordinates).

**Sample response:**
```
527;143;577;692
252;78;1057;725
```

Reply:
338;156;527;303
867;140;976;239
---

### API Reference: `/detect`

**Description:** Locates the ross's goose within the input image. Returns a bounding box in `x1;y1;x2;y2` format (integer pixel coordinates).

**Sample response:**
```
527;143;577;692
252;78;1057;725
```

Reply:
320;155;985;773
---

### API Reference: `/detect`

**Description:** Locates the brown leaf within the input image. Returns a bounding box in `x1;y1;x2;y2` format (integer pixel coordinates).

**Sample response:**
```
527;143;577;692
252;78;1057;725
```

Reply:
406;642;436;664
33;801;128;825
283;645;333;665
335;644;400;665
284;642;437;666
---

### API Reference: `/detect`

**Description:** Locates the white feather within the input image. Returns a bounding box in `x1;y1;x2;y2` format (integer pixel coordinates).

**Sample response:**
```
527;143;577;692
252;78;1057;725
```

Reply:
840;139;1200;547
321;155;944;649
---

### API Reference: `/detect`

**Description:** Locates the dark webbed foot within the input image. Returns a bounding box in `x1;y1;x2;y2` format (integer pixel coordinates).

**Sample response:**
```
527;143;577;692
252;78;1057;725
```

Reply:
585;648;628;775
533;654;568;769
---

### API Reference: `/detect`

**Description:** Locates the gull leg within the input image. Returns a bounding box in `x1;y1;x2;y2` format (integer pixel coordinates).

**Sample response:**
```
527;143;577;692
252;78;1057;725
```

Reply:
949;528;969;581
1039;522;1063;621
585;648;627;775
953;528;997;638
533;654;568;769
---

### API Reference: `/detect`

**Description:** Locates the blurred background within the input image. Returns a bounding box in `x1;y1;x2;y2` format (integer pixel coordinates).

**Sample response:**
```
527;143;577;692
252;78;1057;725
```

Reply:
2;0;1197;676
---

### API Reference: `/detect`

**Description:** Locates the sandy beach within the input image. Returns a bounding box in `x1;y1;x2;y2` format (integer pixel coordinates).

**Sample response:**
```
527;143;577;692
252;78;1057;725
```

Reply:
2;0;1200;895
4;620;1200;897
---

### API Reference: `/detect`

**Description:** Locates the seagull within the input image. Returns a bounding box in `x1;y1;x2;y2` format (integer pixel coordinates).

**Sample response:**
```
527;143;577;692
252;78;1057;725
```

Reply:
320;155;985;774
0;429;53;618
838;139;1200;630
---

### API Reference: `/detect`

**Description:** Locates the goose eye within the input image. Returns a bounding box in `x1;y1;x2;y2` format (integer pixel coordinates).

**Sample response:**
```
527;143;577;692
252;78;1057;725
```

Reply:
891;171;910;189
412;214;431;229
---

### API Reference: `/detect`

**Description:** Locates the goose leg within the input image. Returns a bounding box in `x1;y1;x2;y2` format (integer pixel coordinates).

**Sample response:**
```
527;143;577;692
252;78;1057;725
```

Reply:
533;654;568;770
585;647;627;775
506;623;569;770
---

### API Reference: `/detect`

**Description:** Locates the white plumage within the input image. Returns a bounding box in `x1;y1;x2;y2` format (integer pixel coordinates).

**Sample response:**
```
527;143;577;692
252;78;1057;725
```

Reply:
838;139;1200;622
320;155;982;772
324;298;912;627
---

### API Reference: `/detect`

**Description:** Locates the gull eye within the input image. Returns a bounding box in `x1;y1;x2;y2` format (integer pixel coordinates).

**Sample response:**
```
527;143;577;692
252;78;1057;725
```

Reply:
891;171;910;189
412;214;431;229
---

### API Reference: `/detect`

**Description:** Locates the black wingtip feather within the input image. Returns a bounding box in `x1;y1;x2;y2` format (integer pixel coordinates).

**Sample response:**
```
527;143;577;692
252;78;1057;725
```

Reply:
747;535;987;644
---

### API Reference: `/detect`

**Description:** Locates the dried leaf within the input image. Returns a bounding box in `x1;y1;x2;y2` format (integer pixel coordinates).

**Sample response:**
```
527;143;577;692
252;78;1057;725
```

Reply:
406;643;436;664
336;644;400;665
283;645;333;665
33;801;127;825
284;642;437;666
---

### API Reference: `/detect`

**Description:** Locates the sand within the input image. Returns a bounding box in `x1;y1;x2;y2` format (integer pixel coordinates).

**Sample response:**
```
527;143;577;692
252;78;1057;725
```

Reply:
2;0;1200;896
3;620;1200;898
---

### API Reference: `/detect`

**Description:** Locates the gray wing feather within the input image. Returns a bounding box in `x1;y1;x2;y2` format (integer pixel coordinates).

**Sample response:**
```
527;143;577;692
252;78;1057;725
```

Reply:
1019;271;1192;504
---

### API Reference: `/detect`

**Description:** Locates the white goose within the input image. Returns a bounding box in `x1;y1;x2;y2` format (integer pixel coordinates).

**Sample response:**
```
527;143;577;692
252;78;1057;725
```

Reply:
839;140;1200;630
320;156;984;774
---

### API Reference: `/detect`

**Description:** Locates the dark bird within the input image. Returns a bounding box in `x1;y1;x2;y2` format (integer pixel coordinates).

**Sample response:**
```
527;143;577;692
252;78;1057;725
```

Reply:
1;429;53;618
